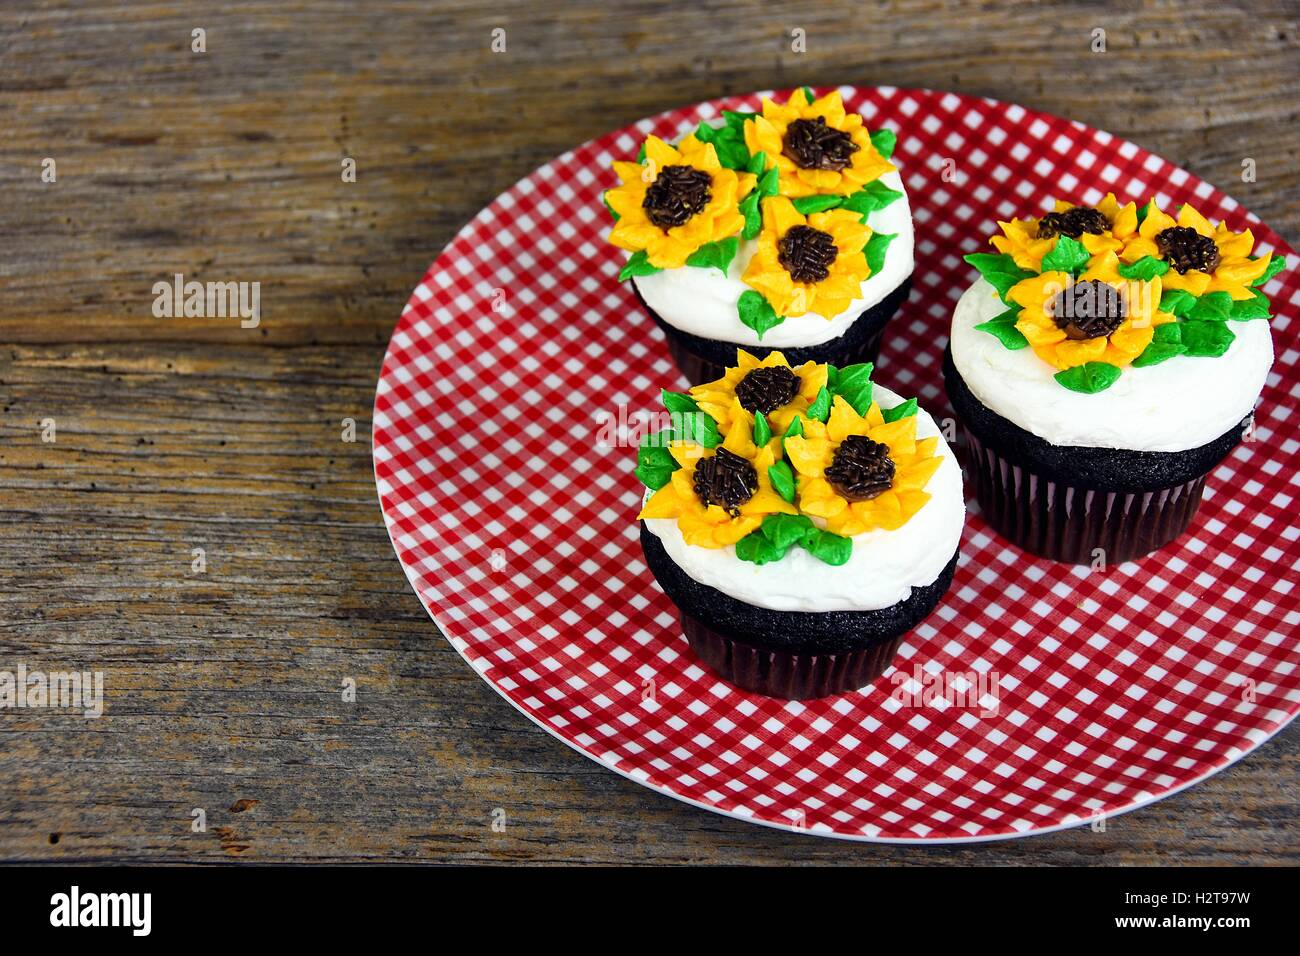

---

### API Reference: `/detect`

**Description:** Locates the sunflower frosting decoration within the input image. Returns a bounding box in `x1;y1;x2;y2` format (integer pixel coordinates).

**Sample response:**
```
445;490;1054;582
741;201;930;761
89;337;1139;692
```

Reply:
741;197;873;325
1117;201;1274;301
785;396;942;537
606;134;755;273
742;89;896;198
603;89;905;340
1009;252;1173;373
638;419;795;548
967;195;1288;394
690;349;829;437
991;193;1137;271
636;351;937;565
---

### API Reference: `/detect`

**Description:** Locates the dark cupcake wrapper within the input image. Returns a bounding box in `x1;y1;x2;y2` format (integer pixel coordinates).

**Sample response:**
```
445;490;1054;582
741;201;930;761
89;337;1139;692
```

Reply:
640;524;958;700
962;427;1208;565
681;612;909;701
943;346;1247;565
633;276;913;385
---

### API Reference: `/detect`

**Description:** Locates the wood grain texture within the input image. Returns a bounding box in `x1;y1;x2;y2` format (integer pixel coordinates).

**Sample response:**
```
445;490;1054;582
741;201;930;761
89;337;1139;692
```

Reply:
1;0;1297;864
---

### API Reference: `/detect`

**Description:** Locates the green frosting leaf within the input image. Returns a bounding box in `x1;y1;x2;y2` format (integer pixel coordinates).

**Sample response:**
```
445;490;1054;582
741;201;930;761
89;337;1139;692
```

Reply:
672;409;720;448
1039;235;1091;274
734;513;852;567
791;194;844;214
764;513;813;551
974;306;1029;351
636;142;646;163
746;150;768;175
685;237;739;275
1252;254;1286;287
1158;288;1197;317
781;414;804;453
737;290;784;338
735;514;810;565
834;362;874;416
1230;288;1272;321
756;165;780;198
1181;320;1236;357
1117;255;1170;281
963;253;1035;300
637;442;676;468
767;460;796;503
602;190;619;222
1131;324;1186;367
807;386;832;423
634;460;674;490
1187;291;1233;322
801;86;816;104
734;530;785;565
634;439;678;490
661;390;699;414
738;191;762;240
1152;322;1183;344
692;122;718;144
752;411;772;447
863;232;896;276
840;180;904;219
802;528;852;566
723;110;758;130
618;250;661;282
836;362;874;392
869;128;896;160
882;397;918;422
1135;199;1152;225
694;120;751;170
1053;362;1122;394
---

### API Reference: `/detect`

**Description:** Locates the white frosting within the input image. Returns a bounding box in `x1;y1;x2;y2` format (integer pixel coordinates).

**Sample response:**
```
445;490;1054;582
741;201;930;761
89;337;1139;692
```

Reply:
644;385;965;612
633;171;915;348
950;279;1274;452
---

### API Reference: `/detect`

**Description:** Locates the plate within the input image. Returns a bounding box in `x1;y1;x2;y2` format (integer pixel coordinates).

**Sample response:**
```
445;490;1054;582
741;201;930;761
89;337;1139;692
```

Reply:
373;87;1300;842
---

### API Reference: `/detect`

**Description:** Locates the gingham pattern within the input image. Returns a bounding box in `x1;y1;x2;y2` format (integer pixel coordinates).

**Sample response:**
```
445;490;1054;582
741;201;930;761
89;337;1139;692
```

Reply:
373;87;1300;841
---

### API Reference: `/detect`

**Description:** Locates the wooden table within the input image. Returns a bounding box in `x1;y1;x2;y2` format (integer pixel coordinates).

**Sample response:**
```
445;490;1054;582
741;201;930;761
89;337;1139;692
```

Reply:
2;0;1296;864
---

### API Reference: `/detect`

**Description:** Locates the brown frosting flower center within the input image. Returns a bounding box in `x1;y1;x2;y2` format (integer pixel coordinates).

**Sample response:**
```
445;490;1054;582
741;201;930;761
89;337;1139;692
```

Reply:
1050;279;1126;340
1155;226;1221;275
643;165;712;229
735;366;801;415
1036;206;1109;240
782;117;859;172
692;448;758;517
825;435;895;501
778;225;838;283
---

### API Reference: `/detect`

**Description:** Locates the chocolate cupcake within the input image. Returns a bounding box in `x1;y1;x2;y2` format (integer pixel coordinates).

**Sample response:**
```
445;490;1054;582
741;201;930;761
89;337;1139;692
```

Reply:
605;88;914;384
635;350;964;699
948;194;1286;564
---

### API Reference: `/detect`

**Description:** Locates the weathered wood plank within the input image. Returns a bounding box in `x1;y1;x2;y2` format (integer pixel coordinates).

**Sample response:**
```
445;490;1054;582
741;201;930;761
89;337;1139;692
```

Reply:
0;0;1296;863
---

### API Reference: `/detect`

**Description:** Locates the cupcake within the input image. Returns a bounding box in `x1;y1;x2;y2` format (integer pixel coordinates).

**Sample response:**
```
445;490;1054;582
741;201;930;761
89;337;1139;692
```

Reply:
605;88;915;385
635;350;964;699
946;194;1287;564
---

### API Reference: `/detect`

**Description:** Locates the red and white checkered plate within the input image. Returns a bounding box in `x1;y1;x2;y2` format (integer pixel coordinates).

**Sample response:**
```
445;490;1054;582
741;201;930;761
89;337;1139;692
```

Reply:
373;87;1300;842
